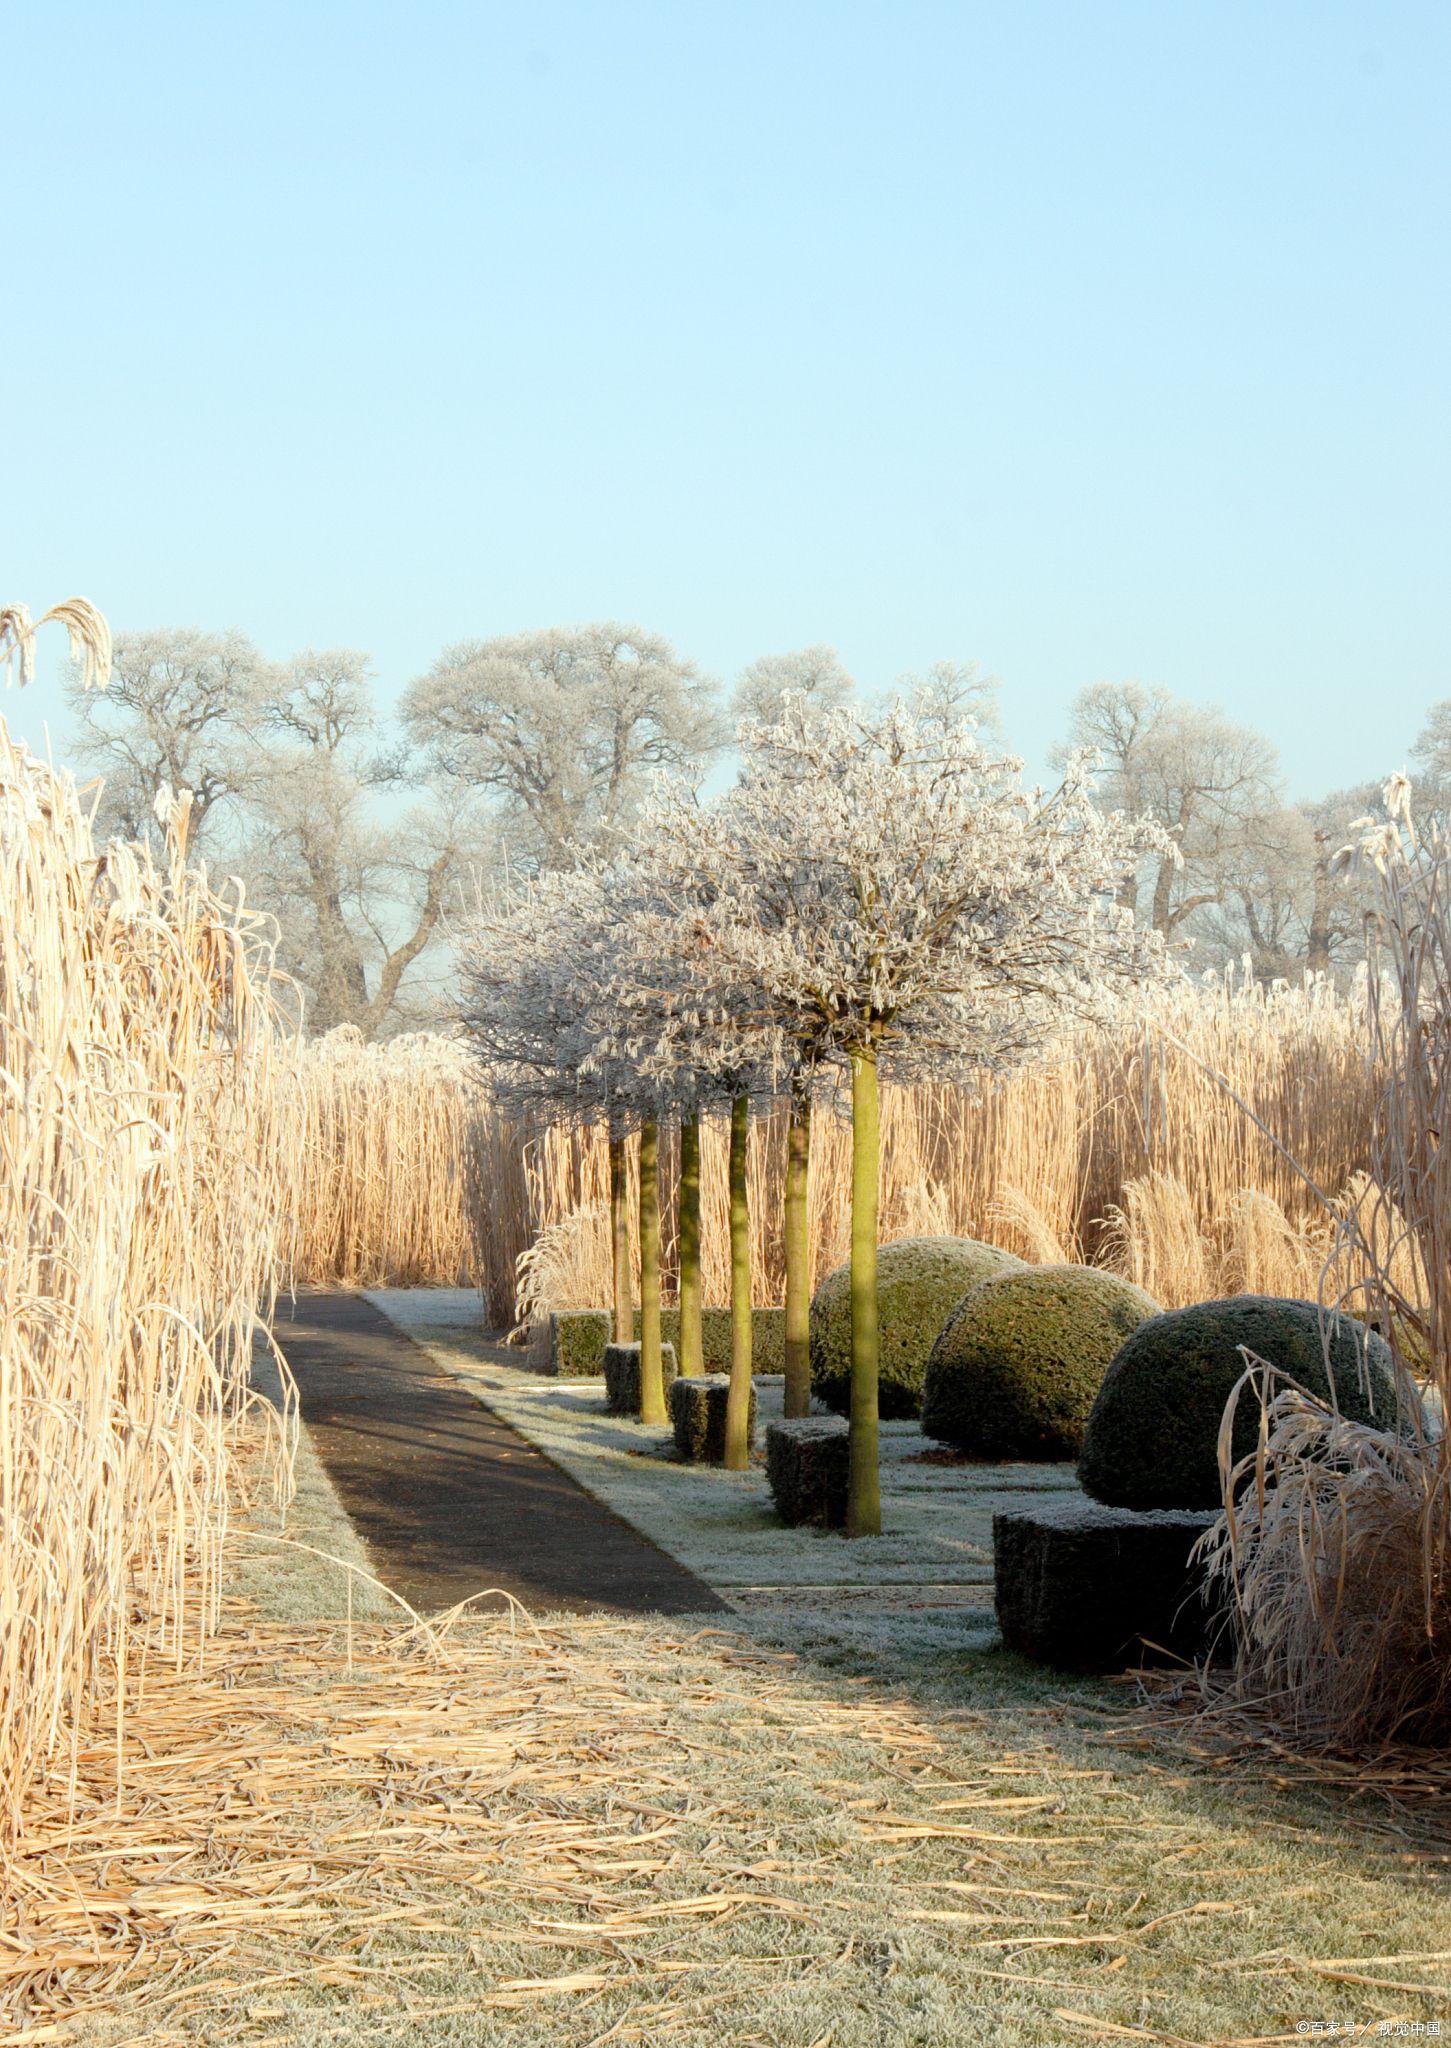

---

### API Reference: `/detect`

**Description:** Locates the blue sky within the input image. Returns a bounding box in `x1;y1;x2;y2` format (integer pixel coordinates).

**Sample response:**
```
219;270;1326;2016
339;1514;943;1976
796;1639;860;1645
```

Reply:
3;1;1446;797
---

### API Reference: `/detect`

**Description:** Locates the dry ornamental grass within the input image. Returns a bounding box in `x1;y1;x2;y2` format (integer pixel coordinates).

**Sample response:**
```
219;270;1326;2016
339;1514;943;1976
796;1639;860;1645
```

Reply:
0;715;293;1858
347;971;1387;1327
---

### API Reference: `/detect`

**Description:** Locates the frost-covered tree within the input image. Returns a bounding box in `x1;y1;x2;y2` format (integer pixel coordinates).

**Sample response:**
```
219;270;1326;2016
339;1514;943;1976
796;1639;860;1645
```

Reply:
730;645;857;729
246;650;479;1037
893;658;1000;733
63;626;269;851
457;860;693;1425
1054;682;1282;939
592;884;779;1464
650;702;1170;1534
402;621;723;871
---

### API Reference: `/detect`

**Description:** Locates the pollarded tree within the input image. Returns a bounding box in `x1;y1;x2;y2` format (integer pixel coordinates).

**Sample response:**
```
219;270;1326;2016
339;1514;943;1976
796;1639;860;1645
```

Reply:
653;701;1169;1534
579;866;781;1465
456;859;693;1426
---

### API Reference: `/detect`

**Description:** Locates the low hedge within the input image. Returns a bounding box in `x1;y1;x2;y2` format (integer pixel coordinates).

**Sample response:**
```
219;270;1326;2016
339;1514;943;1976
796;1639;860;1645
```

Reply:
919;1264;1161;1460
529;1307;785;1378
810;1236;1025;1419
602;1340;678;1417
670;1374;757;1462
765;1417;850;1527
993;1500;1220;1671
1079;1296;1404;1510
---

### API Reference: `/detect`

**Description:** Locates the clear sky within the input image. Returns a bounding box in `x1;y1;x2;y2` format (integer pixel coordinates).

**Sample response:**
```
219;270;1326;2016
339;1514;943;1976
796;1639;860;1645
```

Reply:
3;1;1446;798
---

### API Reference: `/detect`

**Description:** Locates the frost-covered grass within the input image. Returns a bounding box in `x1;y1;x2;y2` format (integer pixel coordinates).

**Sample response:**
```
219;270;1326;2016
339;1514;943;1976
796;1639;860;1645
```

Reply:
366;1288;1079;1614
229;1344;394;1622
104;1292;1451;2048
59;1606;1451;2048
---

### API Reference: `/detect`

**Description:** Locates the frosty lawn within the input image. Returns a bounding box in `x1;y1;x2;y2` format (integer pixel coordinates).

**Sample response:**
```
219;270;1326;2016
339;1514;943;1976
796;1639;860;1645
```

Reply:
365;1288;1082;1656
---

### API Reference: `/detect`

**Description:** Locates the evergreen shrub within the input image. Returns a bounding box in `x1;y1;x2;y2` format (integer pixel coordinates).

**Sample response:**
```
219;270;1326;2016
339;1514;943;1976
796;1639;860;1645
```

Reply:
1079;1296;1403;1509
809;1235;1025;1419
602;1340;678;1417
531;1306;784;1377
920;1264;1161;1460
669;1374;758;1462
766;1417;849;1526
993;1500;1220;1671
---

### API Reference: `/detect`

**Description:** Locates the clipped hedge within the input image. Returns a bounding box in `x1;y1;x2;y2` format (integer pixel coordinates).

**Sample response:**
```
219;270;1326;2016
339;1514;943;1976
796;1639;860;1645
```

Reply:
1079;1296;1403;1510
602;1340;678;1417
528;1307;785;1378
670;1374;757;1463
765;1417;850;1527
920;1264;1161;1460
527;1310;610;1379
994;1500;1220;1671
810;1236;1025;1420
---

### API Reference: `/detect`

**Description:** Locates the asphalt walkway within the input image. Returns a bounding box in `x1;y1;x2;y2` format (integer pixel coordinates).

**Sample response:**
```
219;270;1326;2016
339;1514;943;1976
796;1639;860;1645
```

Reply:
270;1289;727;1619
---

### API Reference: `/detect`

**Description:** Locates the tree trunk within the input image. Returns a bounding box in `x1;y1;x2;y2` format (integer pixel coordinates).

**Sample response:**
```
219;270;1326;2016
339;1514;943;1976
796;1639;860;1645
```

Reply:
724;1091;753;1472
359;848;452;1042
609;1126;631;1344
783;1078;811;1419
678;1111;703;1379
848;1046;881;1536
1306;828;1332;975
637;1119;665;1424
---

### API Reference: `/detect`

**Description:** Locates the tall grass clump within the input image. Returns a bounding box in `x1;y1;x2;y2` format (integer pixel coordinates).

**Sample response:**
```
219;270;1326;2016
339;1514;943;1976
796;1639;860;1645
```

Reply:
285;1028;483;1286
1202;786;1451;1744
0;715;292;1852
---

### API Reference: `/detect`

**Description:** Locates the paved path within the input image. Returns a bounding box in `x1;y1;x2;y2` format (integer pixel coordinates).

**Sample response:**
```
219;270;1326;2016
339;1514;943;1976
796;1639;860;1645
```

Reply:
271;1290;727;1619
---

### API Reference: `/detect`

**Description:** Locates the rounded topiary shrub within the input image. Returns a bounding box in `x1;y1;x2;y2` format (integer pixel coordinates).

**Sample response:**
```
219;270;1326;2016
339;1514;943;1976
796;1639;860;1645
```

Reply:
1079;1296;1403;1511
919;1265;1162;1460
810;1235;1025;1419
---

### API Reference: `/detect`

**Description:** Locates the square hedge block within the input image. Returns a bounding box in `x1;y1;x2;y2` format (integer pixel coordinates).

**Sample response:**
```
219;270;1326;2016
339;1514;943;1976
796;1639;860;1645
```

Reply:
766;1417;850;1528
527;1307;786;1378
669;1374;757;1462
992;1500;1221;1673
528;1310;610;1378
602;1340;678;1417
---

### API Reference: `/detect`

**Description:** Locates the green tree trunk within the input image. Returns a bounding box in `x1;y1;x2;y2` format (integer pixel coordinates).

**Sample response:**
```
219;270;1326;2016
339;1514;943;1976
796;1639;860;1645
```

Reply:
848;1046;881;1536
783;1077;811;1418
678;1111;703;1379
609;1125;632;1345
637;1119;666;1424
724;1090;753;1471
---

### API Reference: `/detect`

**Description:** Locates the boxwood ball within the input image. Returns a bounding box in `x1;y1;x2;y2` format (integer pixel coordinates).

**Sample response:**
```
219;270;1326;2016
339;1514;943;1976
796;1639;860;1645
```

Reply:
809;1235;1026;1419
1078;1296;1403;1510
920;1264;1162;1461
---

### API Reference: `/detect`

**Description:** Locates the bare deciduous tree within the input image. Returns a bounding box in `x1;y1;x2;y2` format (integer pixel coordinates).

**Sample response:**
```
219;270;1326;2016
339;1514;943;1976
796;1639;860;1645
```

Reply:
1187;785;1386;982
730;645;858;727
63;627;270;850
401;621;723;870
1055;682;1284;940
894;657;1000;732
246;649;479;1038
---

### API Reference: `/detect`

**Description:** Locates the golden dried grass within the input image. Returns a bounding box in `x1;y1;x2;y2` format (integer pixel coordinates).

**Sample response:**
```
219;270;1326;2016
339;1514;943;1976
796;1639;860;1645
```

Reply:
0;717;292;1857
282;1029;482;1288
467;974;1383;1327
1196;822;1451;1747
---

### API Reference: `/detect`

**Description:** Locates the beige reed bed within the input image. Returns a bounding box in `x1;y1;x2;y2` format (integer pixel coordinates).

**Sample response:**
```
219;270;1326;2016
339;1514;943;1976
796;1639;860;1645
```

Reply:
468;974;1383;1329
280;1029;481;1289
0;716;294;1861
